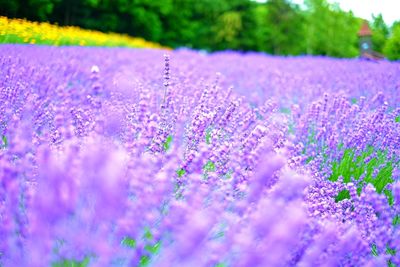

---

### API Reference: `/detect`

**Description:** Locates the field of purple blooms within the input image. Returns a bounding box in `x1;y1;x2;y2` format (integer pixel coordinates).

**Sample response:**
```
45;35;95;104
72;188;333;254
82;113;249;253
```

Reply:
1;44;400;267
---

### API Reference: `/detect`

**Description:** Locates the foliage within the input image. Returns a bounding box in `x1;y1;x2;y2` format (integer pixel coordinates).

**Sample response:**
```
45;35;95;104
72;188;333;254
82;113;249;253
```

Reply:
371;14;389;54
384;22;400;60
265;0;305;55
329;147;396;204
304;0;360;57
163;135;173;151
52;257;90;267
0;0;394;58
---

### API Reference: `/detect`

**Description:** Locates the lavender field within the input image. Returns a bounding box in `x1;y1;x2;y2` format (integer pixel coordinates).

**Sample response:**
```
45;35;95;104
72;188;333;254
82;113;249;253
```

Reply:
1;45;400;266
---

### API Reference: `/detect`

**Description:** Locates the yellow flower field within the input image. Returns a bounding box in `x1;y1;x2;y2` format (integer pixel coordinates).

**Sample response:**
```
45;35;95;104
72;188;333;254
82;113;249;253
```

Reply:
0;16;165;49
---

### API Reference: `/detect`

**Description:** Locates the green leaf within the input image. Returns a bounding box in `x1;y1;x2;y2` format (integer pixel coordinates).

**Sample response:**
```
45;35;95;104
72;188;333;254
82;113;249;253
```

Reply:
206;132;211;145
329;148;355;182
373;162;394;194
176;168;186;177
52;257;90;267
307;127;316;145
279;107;291;114
1;135;7;148
328;147;395;205
143;228;153;240
386;246;396;256
203;160;216;172
144;241;161;254
384;189;394;206
395;116;400;123
121;236;136;248
371;243;379;257
205;127;212;145
213;231;225;239
287;123;295;134
163;135;173;151
335;189;350;202
305;156;314;164
139;255;150;267
224;169;233;179
393;215;400;227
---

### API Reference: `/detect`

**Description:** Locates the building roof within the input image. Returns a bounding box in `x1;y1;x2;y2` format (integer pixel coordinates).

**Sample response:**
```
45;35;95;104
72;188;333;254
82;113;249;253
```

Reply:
358;21;372;36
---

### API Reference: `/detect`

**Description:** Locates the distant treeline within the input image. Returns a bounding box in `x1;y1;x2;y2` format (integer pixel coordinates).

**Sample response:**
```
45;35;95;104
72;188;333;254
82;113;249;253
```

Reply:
1;0;399;59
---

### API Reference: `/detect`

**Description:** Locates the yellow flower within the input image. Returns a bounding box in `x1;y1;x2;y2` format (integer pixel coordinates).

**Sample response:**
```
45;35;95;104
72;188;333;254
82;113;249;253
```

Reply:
0;16;167;49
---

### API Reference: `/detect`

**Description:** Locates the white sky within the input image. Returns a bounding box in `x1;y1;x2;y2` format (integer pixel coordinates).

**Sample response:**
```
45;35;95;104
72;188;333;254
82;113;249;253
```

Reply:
256;0;400;26
292;0;400;25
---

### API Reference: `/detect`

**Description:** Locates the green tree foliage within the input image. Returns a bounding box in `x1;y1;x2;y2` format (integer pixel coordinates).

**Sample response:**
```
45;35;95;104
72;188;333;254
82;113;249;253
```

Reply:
371;14;389;54
265;0;305;55
213;11;242;49
0;0;392;59
29;0;60;21
1;0;59;21
239;3;268;51
211;0;259;51
304;0;359;57
0;0;20;17
384;22;400;60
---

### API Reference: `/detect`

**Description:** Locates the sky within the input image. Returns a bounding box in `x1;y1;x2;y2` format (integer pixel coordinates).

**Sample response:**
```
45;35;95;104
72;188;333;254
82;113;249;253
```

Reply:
295;0;399;25
257;0;400;26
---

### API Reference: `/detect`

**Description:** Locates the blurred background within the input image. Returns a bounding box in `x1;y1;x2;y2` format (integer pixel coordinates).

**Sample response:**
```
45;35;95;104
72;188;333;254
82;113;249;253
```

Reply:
0;0;399;59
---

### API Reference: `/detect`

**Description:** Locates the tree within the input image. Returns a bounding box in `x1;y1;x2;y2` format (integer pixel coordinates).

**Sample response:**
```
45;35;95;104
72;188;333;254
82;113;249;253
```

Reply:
212;11;242;50
384;22;400;60
265;0;305;55
304;0;359;57
371;14;389;54
0;0;390;59
238;2;268;51
0;0;20;17
211;0;258;51
28;0;60;21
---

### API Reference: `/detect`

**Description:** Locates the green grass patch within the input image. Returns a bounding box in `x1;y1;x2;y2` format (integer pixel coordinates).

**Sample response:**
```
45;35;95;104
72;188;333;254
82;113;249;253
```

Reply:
329;147;394;191
328;146;397;205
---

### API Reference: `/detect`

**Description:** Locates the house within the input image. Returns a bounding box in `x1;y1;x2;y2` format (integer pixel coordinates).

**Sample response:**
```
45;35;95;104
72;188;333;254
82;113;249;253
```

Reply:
358;21;384;60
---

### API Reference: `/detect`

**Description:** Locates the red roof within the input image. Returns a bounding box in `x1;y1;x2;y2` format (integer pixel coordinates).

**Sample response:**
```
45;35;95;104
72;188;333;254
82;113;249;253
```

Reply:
358;21;372;36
